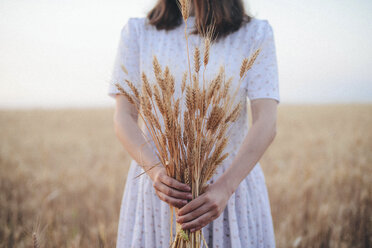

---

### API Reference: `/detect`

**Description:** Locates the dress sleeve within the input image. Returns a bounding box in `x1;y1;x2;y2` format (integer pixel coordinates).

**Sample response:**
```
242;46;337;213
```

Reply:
244;20;280;104
107;18;141;99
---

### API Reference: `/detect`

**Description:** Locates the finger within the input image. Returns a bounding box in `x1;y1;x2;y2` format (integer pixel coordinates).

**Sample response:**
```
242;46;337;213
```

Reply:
177;195;207;216
176;202;210;224
160;174;191;192
156;190;188;208
181;210;215;231
154;181;193;200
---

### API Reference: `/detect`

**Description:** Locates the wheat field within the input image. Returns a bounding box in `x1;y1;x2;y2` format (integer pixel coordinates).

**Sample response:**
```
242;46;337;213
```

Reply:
0;104;371;248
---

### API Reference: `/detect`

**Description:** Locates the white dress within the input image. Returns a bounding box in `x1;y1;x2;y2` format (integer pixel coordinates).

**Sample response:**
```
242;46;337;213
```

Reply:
107;15;280;248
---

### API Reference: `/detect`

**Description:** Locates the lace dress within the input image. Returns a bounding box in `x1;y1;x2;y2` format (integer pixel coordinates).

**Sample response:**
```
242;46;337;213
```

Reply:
107;15;280;248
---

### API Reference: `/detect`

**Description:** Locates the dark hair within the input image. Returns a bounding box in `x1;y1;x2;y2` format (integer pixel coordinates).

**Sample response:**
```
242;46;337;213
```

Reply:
146;0;252;42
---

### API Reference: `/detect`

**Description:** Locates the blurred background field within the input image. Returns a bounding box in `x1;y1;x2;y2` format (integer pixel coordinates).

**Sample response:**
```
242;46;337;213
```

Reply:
0;104;371;248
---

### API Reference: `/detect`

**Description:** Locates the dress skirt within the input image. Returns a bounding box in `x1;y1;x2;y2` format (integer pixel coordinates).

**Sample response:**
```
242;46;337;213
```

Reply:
116;157;276;248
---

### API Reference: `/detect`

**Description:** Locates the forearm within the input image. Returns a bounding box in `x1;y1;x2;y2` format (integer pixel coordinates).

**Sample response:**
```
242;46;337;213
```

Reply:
218;117;276;196
114;109;161;180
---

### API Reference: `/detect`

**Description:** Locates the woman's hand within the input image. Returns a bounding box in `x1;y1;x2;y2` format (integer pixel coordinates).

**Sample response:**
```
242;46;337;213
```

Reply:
151;167;193;208
175;179;232;232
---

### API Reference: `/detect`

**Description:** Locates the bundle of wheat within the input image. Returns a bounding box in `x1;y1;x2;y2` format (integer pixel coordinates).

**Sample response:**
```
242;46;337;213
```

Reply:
113;0;260;247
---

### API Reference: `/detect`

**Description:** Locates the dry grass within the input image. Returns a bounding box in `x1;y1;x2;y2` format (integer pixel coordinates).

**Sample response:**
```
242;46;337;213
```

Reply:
262;104;372;248
0;104;371;248
0;109;130;248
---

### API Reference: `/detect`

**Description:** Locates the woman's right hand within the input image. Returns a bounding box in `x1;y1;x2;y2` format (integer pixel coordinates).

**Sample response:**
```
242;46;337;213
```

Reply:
150;166;193;208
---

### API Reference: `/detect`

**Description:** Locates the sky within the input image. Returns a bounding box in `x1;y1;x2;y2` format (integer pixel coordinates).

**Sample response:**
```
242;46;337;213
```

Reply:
0;0;371;108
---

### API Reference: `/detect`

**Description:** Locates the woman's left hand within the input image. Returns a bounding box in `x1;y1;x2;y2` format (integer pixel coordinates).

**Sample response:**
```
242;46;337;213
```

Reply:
175;179;232;232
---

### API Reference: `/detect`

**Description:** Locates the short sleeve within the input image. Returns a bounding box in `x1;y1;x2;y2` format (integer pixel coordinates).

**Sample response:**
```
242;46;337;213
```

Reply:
107;18;141;99
244;20;280;104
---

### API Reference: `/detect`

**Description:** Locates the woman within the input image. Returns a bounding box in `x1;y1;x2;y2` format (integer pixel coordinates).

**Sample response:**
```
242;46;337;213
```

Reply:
107;0;280;247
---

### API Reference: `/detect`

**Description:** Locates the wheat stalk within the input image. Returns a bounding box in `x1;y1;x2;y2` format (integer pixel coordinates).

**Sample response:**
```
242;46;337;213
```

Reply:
112;0;261;246
33;232;40;248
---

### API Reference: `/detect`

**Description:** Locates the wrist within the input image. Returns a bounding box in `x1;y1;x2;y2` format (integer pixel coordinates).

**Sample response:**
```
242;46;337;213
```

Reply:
146;164;163;181
216;153;252;197
215;172;237;199
138;156;163;181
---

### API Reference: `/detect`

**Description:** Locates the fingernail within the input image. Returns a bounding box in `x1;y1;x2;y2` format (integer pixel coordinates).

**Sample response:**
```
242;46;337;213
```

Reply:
188;194;193;199
183;200;187;204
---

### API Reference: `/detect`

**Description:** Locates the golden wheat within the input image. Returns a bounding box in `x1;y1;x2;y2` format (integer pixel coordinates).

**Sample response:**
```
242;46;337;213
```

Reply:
113;1;261;247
